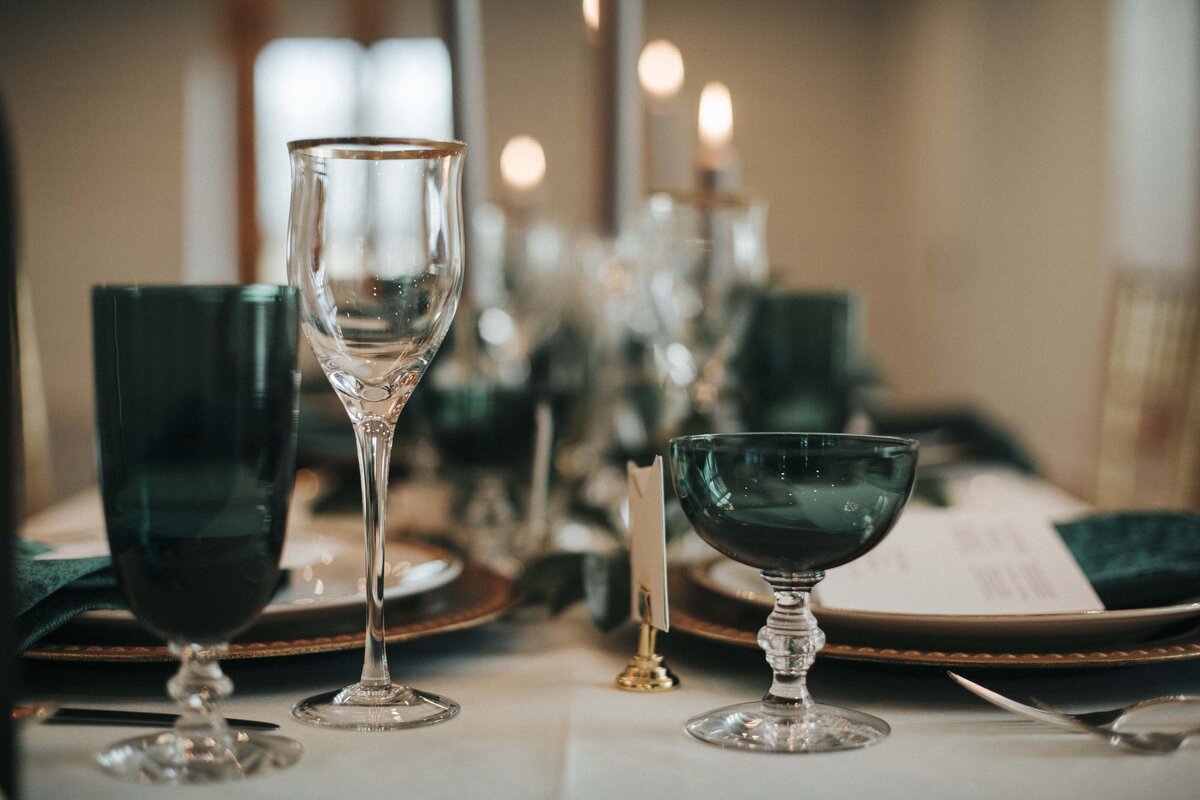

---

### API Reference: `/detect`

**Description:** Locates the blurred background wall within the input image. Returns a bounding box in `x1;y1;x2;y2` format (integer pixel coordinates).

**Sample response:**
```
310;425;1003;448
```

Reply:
1;0;1196;505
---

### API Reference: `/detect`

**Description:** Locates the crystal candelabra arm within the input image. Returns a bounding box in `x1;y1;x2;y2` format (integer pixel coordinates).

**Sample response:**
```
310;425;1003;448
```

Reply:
757;570;826;710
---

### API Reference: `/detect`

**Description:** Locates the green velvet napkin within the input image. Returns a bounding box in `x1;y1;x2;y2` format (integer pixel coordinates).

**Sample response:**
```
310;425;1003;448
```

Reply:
1056;511;1200;610
13;539;126;651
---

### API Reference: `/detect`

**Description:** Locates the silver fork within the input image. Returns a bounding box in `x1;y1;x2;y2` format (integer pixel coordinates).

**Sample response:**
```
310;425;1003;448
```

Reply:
947;671;1200;754
1041;695;1200;729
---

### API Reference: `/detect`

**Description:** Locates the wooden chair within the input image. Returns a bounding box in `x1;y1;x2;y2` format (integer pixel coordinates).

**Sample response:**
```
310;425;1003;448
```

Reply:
1175;367;1200;510
1;91;21;797
0;95;54;515
16;271;53;512
1096;271;1200;510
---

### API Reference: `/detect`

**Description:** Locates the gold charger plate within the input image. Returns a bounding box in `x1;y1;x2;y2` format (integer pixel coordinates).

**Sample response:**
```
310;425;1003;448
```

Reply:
24;561;519;663
669;567;1200;668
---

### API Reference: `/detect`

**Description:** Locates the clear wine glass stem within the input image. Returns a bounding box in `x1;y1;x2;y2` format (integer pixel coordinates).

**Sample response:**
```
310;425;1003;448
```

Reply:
166;642;237;761
354;417;395;689
757;570;826;711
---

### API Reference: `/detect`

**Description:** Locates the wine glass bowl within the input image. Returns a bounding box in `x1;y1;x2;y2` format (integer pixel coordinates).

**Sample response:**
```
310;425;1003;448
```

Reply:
287;137;465;730
670;432;918;753
631;191;768;423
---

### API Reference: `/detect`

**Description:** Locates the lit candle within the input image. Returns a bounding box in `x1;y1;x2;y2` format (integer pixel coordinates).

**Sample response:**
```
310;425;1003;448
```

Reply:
500;134;546;210
696;81;739;192
639;39;689;193
582;0;600;38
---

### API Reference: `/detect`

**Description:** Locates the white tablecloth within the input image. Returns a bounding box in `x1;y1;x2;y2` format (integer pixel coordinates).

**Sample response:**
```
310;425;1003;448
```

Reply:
17;477;1200;799
18;602;1200;800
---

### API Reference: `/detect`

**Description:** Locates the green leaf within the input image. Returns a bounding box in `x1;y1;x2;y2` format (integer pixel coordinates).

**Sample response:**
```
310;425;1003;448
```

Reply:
583;550;631;632
515;552;586;615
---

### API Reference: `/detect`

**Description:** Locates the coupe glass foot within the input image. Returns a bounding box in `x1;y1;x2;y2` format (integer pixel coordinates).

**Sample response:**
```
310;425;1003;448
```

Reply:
685;701;889;753
96;730;302;783
291;683;459;731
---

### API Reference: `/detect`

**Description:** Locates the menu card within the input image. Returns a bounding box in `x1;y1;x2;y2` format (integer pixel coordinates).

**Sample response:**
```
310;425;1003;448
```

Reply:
814;508;1105;615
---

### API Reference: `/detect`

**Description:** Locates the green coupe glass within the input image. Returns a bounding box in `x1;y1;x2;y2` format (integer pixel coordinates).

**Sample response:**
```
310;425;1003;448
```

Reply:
670;433;918;752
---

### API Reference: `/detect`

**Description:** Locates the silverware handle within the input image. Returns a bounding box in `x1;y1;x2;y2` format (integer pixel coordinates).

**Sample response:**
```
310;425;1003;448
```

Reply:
45;707;279;731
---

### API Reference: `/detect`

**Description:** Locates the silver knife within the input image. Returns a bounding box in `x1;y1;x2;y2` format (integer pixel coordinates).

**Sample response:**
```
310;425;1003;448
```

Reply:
16;704;279;731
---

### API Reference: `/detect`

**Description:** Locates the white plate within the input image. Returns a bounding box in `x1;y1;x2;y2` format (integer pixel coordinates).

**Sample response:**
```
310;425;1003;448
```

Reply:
691;557;1200;647
265;522;461;620
40;520;462;627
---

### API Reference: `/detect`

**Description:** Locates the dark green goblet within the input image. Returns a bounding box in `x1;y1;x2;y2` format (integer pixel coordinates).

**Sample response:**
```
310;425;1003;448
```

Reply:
93;284;301;783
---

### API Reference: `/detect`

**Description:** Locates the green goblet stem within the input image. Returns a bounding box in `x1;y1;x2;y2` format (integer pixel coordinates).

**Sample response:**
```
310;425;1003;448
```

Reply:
166;643;237;766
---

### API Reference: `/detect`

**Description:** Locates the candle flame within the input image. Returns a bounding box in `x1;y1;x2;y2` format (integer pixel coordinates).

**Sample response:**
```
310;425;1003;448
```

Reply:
638;40;684;100
500;135;546;192
698;81;733;150
582;0;600;34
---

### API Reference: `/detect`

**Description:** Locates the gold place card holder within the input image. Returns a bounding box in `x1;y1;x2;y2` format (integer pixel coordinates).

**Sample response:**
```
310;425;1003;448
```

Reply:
617;458;679;691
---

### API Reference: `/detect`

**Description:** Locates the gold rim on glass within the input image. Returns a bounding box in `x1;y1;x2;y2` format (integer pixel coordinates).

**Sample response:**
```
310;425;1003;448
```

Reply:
288;136;467;160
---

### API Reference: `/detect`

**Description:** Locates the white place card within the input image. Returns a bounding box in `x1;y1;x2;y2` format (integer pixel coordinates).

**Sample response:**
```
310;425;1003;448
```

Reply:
627;457;670;631
814;508;1105;615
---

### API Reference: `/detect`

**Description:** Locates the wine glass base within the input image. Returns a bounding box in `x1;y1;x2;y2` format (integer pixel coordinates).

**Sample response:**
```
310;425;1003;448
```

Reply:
685;701;889;753
96;731;302;784
291;683;460;731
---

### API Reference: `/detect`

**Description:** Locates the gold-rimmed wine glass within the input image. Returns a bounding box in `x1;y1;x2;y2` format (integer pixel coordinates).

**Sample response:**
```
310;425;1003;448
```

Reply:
287;137;465;731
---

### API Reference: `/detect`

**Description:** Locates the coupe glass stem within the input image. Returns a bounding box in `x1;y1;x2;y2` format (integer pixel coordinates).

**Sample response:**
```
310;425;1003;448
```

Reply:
758;570;826;711
354;416;395;689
